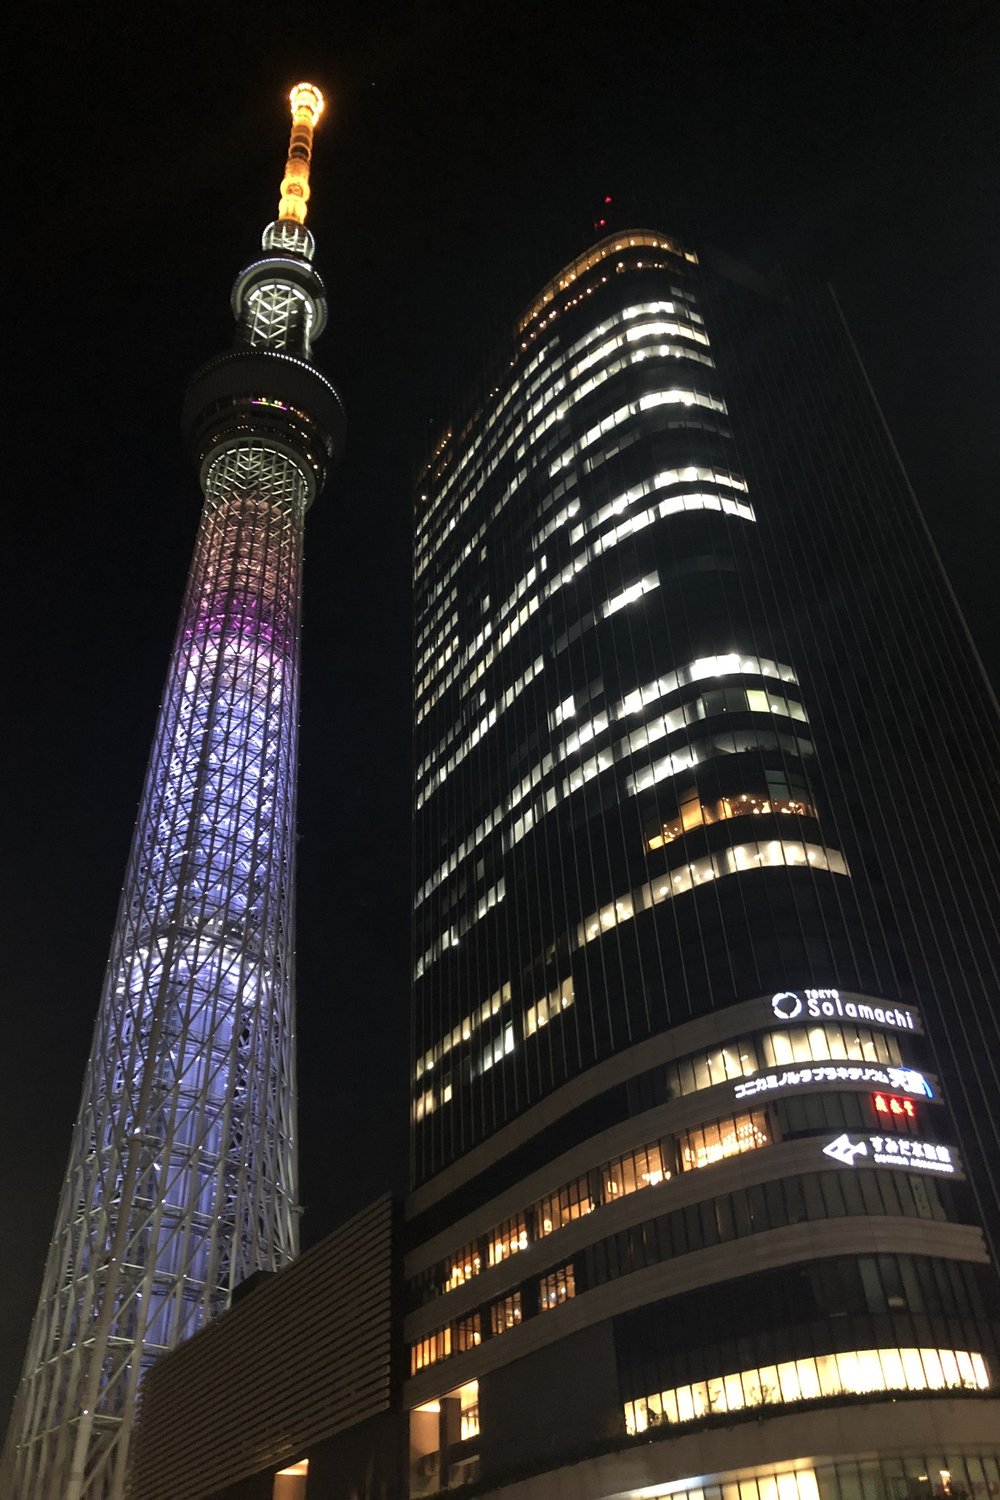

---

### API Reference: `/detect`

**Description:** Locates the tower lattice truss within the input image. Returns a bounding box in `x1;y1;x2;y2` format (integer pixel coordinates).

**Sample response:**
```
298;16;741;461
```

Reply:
3;85;342;1500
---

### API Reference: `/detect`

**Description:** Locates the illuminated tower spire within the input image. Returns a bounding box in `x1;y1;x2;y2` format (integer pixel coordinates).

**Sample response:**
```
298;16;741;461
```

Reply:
278;81;324;224
2;85;343;1500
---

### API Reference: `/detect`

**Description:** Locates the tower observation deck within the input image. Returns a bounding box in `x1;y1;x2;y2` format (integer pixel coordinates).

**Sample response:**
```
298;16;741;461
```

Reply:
2;85;344;1500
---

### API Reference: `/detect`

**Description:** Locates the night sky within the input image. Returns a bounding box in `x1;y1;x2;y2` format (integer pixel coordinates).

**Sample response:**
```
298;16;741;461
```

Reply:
4;0;999;1429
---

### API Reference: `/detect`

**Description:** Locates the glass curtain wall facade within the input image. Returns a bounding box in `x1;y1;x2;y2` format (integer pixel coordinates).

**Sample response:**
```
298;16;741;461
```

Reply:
405;231;1000;1497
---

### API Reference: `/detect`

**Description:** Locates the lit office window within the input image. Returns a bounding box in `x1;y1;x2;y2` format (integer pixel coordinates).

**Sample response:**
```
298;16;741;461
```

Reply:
413;878;507;980
578;842;850;948
617;652;797;719
602;573;660;618
525;976;574;1036
412;1089;435;1123
518;234;695;331
414;982;511;1083
628;734;816;797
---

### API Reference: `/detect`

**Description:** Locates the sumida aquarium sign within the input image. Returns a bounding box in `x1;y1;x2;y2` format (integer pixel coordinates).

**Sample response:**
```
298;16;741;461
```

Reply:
822;1131;958;1176
770;988;921;1033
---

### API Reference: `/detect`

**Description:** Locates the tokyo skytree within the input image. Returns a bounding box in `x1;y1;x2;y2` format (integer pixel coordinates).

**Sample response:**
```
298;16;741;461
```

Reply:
2;84;343;1500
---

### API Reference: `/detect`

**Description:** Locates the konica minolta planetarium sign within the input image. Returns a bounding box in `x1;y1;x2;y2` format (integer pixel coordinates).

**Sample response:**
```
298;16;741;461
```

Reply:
769;988;921;1033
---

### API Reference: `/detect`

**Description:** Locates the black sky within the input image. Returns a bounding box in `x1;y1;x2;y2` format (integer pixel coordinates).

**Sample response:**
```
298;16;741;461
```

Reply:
3;0;999;1429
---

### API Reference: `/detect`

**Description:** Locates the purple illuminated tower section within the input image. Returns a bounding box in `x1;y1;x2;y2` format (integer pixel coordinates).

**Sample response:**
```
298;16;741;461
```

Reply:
2;85;344;1500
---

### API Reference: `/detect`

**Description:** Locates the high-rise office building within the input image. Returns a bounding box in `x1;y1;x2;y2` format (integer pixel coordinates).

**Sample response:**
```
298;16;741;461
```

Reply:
2;86;343;1500
405;230;1000;1497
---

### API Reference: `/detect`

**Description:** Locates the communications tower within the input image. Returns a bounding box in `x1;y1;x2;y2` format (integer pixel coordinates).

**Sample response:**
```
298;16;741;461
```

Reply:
2;84;344;1500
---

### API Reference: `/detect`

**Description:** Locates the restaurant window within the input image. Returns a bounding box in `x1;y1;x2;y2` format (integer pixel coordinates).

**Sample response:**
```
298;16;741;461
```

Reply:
536;1175;594;1235
454;1313;482;1352
490;1292;523;1335
624;1345;990;1433
443;1241;482;1292
410;1326;451;1375
488;1215;528;1265
540;1263;576;1310
677;1110;769;1171
604;1141;670;1198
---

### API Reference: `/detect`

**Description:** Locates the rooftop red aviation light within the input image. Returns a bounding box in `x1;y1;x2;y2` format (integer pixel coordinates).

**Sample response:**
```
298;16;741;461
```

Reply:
594;196;614;231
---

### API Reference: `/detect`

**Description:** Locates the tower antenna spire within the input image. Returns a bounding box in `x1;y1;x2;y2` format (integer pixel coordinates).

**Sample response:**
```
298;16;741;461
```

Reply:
279;82;325;224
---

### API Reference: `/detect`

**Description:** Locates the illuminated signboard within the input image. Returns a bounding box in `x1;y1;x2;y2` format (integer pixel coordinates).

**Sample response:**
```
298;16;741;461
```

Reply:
734;1064;932;1104
770;989;920;1032
872;1092;917;1120
822;1132;955;1175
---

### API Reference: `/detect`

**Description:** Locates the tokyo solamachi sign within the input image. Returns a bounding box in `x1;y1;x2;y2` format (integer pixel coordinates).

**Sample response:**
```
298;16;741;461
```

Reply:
770;988;919;1033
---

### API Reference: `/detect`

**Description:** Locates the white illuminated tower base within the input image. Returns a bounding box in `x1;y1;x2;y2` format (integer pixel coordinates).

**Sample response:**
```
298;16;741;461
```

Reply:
1;86;344;1500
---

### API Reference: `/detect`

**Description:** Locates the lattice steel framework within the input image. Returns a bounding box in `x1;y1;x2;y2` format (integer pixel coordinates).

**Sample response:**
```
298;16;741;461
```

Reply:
2;86;343;1500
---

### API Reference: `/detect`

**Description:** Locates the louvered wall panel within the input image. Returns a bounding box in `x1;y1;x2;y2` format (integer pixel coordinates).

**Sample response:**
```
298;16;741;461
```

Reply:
129;1196;397;1500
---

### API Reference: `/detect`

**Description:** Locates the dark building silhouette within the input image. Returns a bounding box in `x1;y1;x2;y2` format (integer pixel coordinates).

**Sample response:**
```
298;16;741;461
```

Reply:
404;229;1000;1496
